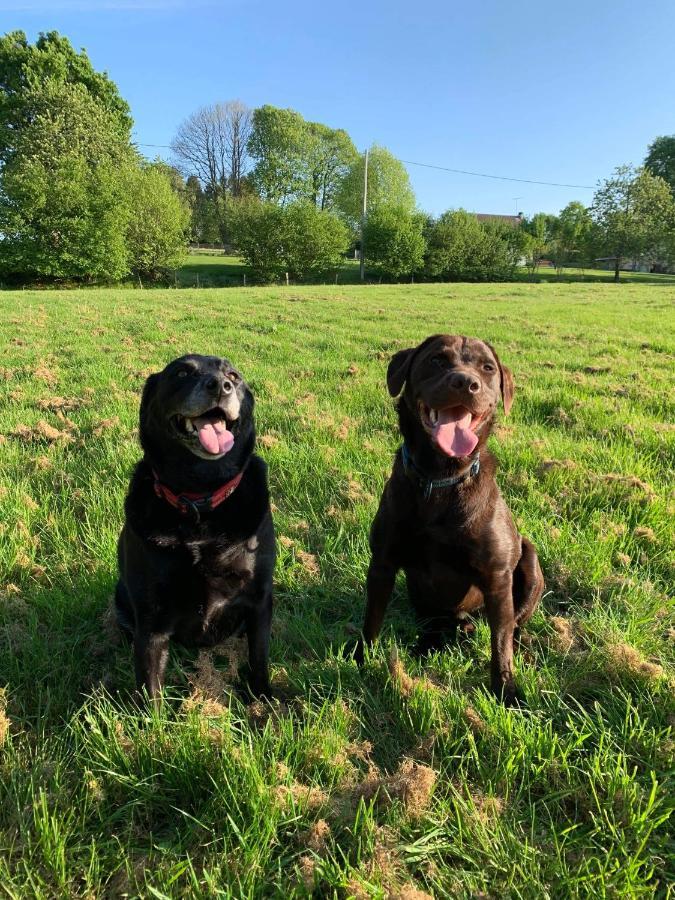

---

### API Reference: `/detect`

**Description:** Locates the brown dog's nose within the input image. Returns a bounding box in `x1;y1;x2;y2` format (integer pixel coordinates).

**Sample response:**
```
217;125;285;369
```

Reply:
449;371;481;394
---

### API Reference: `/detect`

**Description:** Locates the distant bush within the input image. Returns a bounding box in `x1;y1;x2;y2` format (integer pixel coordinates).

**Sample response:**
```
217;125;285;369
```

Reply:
126;162;190;280
230;199;349;282
363;206;426;279
424;210;525;281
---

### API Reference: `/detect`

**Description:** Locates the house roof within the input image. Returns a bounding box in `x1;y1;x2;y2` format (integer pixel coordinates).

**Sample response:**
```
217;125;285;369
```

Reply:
474;214;523;226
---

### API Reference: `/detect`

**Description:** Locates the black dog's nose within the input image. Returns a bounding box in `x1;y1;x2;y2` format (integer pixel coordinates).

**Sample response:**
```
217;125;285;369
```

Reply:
205;376;220;392
449;371;481;393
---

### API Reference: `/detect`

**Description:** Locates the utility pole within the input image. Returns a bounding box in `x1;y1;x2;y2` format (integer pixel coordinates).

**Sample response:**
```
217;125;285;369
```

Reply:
359;148;369;282
512;197;523;217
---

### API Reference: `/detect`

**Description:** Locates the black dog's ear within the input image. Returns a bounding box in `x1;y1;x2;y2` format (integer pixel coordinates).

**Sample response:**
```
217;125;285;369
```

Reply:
386;348;417;397
485;343;514;415
140;372;160;413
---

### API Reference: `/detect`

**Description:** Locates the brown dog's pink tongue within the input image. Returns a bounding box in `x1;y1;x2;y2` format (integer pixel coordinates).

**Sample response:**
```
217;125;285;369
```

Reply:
193;417;234;455
433;406;478;457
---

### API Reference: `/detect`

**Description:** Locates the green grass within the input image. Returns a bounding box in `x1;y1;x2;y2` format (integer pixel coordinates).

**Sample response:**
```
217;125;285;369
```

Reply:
0;282;673;898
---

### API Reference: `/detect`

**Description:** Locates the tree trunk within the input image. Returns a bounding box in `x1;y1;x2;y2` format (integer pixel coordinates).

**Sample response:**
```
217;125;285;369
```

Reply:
614;257;620;282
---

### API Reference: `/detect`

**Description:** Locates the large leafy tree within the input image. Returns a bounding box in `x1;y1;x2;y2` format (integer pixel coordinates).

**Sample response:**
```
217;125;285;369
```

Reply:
590;165;674;281
0;30;131;163
334;145;416;227
247;105;357;209
645;135;675;195
0;77;133;281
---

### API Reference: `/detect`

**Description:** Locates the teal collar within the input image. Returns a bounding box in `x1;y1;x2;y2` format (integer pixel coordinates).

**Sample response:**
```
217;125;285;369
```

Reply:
401;444;480;500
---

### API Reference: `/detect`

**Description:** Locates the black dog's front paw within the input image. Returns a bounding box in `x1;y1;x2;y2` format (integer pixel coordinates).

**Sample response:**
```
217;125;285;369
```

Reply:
248;671;272;700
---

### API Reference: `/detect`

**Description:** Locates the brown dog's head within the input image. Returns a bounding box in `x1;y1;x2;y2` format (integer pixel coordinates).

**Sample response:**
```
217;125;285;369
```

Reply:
387;335;513;459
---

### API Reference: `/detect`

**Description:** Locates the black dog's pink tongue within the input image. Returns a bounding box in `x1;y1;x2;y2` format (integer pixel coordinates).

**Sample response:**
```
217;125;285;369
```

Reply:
192;416;234;455
433;406;478;457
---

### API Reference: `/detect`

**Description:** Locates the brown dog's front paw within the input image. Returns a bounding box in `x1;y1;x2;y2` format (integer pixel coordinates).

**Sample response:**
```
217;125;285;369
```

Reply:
353;639;366;667
493;679;526;708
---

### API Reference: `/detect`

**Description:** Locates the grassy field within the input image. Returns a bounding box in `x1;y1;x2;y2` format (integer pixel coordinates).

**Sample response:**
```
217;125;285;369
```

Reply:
0;282;673;898
175;251;675;289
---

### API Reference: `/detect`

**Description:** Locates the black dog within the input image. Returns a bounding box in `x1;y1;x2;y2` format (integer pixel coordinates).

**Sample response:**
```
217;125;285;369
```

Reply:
115;354;275;702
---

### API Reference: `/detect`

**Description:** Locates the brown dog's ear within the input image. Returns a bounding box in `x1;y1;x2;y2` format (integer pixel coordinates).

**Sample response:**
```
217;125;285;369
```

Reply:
386;348;417;397
485;343;514;415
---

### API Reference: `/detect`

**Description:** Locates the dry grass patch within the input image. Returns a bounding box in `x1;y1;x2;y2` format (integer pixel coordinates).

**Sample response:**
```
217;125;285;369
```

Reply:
353;758;437;820
12;420;73;443
301;818;331;853
605;642;664;681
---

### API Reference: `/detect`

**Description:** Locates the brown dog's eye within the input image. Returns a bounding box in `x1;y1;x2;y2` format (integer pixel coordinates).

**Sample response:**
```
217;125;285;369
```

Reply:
432;355;446;368
483;363;496;373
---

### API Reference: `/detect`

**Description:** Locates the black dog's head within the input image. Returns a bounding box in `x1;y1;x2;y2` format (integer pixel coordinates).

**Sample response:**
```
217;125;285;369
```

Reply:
139;355;255;482
387;334;513;463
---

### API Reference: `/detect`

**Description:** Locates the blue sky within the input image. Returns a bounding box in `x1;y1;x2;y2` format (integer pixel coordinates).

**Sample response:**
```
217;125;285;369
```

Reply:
3;0;674;216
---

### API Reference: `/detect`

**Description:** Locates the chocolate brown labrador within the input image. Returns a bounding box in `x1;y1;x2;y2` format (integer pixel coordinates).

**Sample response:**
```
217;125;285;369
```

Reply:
357;335;544;705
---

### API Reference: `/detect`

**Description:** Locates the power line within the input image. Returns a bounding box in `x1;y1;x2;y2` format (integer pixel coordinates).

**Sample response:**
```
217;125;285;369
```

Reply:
399;158;595;190
134;141;596;190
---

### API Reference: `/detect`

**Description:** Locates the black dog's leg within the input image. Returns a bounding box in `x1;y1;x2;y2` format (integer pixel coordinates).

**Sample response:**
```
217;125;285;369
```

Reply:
245;594;272;697
356;559;397;664
483;568;520;706
133;630;170;704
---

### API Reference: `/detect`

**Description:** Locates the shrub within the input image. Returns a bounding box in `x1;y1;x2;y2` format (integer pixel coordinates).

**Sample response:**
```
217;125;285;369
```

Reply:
424;210;525;281
126;162;190;279
230;199;349;282
363;205;426;279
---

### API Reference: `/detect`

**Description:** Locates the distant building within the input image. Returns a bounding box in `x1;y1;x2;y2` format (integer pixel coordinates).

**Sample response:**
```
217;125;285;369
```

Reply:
474;213;523;227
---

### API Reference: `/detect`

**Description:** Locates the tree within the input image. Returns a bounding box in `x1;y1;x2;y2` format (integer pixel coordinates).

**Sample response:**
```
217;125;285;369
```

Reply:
521;212;557;273
645;135;675;195
171;100;252;243
335;145;416;226
305;122;358;210
0;77;133;282
362;206;425;280
0;30;131;163
125;161;190;279
549;201;593;272
247;105;306;205
590;165;675;281
247;105;358;209
230;199;349;282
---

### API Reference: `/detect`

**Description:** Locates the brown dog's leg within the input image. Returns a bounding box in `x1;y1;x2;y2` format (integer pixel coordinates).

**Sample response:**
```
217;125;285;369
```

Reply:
134;631;169;704
483;570;519;705
513;536;544;627
355;560;397;664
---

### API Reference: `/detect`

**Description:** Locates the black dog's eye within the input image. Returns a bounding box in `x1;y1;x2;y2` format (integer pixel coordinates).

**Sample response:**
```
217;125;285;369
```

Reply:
482;363;496;373
226;371;241;383
176;369;190;378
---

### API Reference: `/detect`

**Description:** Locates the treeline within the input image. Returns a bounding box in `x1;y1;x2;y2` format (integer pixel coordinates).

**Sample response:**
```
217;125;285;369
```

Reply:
2;31;675;286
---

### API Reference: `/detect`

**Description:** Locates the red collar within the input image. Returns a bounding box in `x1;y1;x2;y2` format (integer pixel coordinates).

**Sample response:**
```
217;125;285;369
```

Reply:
152;469;243;518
